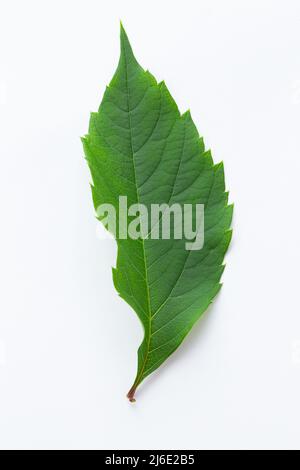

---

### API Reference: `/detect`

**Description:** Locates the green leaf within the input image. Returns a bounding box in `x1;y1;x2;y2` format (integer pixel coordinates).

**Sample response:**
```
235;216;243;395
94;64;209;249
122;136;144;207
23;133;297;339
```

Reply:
82;24;233;402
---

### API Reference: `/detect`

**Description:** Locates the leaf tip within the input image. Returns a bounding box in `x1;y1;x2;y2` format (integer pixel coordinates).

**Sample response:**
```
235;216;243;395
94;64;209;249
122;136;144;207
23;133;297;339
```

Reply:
118;21;139;68
119;20;125;36
119;21;129;45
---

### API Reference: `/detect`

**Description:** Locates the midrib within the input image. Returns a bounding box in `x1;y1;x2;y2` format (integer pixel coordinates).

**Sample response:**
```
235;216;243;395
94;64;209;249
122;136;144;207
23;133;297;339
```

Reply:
122;46;152;387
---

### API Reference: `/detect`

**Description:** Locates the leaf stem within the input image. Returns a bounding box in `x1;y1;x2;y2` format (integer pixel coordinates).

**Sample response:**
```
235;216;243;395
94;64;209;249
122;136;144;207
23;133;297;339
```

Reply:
127;385;137;403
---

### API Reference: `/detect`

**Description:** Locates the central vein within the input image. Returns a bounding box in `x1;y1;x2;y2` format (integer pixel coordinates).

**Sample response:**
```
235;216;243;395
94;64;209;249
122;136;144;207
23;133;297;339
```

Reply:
122;44;152;386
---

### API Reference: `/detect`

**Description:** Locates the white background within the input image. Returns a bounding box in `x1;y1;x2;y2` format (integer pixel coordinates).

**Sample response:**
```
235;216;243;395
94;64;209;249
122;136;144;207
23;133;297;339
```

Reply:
1;0;300;450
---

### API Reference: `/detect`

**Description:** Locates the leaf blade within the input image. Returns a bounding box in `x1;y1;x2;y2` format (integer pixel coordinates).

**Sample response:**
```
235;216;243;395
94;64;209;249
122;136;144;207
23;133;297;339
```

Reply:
82;24;233;401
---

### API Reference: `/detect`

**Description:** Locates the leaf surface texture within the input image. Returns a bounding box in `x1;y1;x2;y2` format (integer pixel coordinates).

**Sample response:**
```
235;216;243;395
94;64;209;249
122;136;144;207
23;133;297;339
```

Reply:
82;25;233;401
